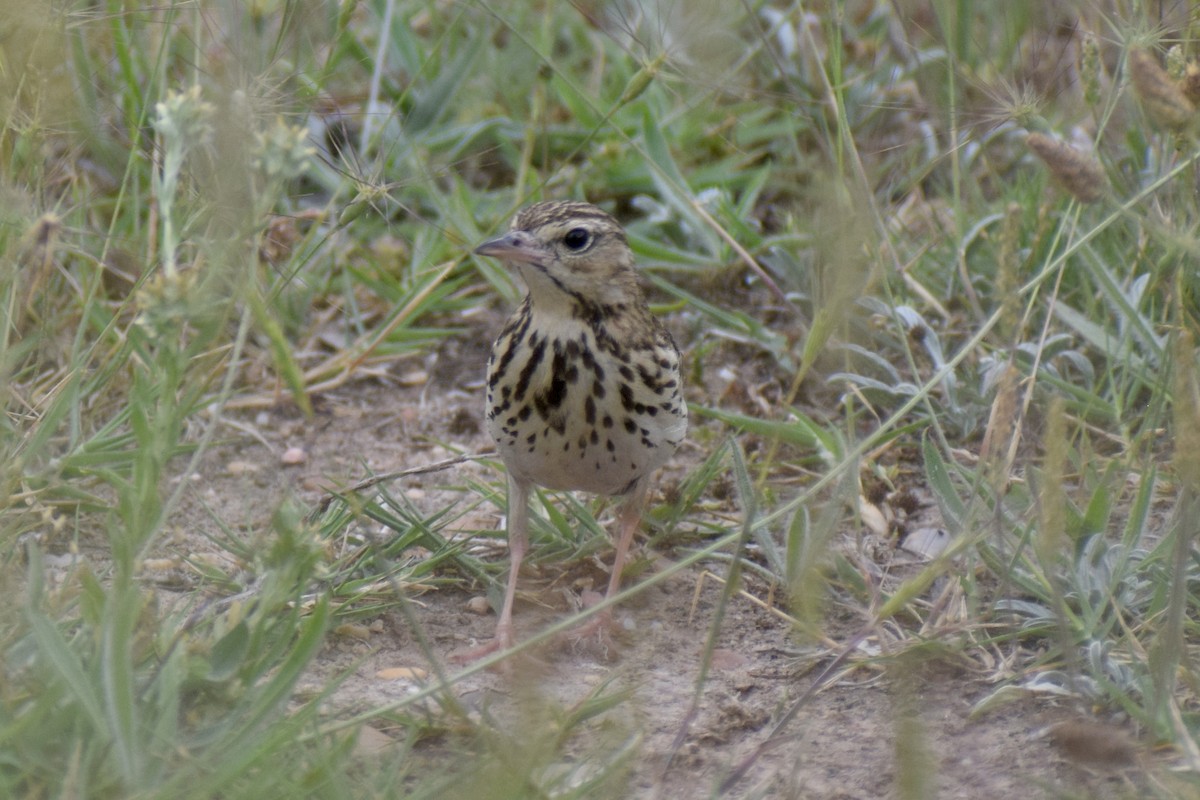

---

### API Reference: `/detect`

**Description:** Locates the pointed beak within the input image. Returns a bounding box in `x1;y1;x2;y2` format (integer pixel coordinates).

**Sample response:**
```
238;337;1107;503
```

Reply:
473;230;548;266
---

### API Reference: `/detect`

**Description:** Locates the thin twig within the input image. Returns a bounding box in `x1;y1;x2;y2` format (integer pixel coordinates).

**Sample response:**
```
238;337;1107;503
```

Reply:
306;451;498;518
718;627;873;794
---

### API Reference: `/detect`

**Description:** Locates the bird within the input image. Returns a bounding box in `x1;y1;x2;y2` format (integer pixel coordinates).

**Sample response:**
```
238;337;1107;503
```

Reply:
458;200;687;660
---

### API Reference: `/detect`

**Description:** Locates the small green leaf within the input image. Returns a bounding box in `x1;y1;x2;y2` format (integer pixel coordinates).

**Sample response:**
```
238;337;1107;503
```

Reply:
922;435;965;533
209;621;251;682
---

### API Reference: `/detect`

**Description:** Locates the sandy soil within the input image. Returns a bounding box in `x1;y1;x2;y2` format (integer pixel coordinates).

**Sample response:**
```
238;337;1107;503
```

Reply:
161;314;1167;800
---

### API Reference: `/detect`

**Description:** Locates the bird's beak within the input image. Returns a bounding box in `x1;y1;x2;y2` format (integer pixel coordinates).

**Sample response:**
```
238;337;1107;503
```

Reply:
474;231;548;266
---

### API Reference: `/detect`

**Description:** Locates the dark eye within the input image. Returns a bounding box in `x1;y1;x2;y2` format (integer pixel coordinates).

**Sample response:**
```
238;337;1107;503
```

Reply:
563;227;591;251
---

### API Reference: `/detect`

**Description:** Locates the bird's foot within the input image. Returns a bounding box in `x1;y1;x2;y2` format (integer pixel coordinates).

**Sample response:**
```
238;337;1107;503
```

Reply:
448;622;514;665
447;637;506;664
448;632;553;676
564;599;626;661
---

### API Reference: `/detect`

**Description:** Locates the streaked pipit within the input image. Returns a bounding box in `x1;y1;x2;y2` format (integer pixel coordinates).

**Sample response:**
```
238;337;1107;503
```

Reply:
458;200;687;660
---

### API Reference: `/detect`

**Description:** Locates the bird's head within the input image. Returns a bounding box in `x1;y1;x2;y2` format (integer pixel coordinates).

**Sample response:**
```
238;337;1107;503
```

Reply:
475;201;641;308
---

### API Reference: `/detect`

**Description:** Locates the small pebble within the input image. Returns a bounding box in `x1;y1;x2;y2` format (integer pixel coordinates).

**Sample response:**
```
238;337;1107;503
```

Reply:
281;446;307;465
354;726;397;757
466;596;491;615
334;623;371;641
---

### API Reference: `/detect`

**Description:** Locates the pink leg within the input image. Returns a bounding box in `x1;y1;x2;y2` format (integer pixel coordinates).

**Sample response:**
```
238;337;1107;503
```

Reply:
450;476;530;663
493;476;531;648
604;483;646;602
572;483;647;652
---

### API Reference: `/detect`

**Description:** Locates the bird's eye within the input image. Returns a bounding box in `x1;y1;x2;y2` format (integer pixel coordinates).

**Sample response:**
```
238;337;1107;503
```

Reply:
563;227;591;251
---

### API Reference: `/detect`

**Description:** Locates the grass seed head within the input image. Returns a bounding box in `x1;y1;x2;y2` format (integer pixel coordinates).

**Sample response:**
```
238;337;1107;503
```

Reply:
1183;62;1200;106
1025;133;1107;203
1079;33;1102;107
1129;48;1196;131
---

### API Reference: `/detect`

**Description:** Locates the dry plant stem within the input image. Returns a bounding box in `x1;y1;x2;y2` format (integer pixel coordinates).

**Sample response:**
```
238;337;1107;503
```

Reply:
718;627;873;793
307;451;497;518
313;259;459;379
359;0;395;151
226;259;458;410
685;197;794;309
898;251;952;320
687;569;837;647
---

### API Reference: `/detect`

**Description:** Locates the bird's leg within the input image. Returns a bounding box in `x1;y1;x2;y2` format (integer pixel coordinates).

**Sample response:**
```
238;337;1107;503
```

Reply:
604;484;646;603
449;476;530;663
494;476;531;649
572;482;647;651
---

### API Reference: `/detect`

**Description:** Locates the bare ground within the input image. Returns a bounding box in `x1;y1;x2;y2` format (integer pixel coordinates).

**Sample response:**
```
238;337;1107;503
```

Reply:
157;319;1172;800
